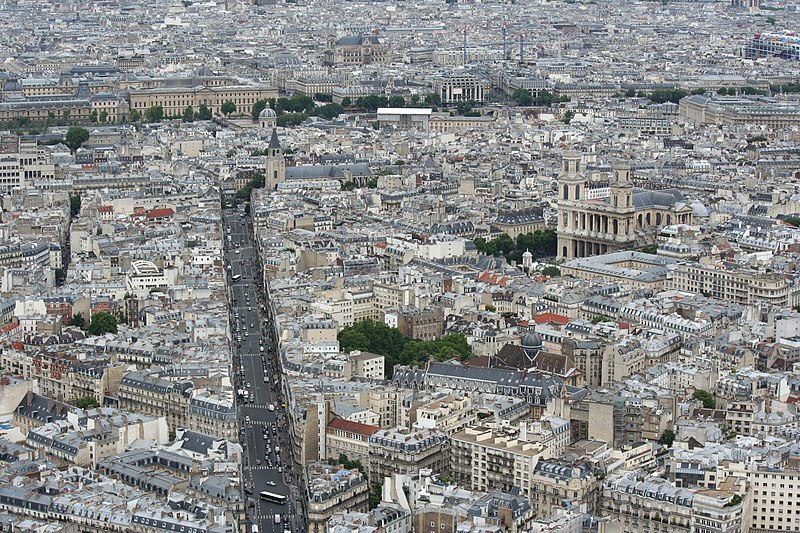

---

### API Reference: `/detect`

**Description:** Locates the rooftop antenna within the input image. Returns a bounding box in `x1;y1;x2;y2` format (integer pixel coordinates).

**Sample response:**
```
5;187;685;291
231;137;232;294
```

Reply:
519;33;525;63
502;25;508;60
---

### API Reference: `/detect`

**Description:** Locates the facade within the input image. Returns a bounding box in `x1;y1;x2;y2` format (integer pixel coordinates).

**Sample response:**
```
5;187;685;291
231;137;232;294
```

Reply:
432;73;489;104
0;136;57;193
667;262;800;307
556;151;692;260
368;427;449;483
127;84;277;118
324;36;391;65
325;416;378;468
679;94;800;128
601;473;746;533
396;307;444;340
306;462;369;533
744;33;800;60
492;208;546;239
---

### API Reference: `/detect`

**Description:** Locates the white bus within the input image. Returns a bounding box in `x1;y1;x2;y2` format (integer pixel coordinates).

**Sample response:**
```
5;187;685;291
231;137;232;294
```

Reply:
260;491;287;505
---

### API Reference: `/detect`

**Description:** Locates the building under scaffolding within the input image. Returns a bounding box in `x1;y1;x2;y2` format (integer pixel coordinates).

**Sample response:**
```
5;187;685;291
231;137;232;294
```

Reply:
745;33;800;60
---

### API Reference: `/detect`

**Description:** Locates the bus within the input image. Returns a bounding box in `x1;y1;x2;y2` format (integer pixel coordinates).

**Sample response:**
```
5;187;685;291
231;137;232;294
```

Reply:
231;274;242;282
260;491;287;504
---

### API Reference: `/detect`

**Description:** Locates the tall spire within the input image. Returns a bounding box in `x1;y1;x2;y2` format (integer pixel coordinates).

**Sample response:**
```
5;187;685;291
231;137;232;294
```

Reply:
268;128;281;150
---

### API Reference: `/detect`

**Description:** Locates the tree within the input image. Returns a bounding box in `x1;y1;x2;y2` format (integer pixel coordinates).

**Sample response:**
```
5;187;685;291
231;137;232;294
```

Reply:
388;95;406;108
99;110;108;123
693;389;715;409
658;429;676;447
315;93;333;102
624;88;637;98
130;109;141;123
182;106;195;122
221;100;236;116
69;194;82;217
314;103;344;120
75;396;100;409
331;453;364;472
369;483;382;509
65;127;90;152
591;314;612;324
88;312;118;336
70;313;86;329
251;99;268;121
513;88;533;106
145;105;164;123
540;266;561;277
341;97;352;107
90;110;98;123
424;93;442;107
640;244;659;255
562;110;575;124
197;104;212;120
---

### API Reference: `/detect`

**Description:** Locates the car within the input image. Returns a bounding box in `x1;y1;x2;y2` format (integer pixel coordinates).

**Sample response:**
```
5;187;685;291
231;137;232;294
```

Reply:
256;459;261;465
278;467;283;473
267;481;276;487
245;415;250;422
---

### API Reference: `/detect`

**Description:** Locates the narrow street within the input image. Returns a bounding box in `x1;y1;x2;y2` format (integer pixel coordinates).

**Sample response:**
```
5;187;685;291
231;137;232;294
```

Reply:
223;206;304;533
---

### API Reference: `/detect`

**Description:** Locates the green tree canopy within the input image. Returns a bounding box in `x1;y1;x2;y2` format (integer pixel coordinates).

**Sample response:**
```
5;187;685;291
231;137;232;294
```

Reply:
197;104;212;120
70;194;81;217
474;230;557;264
75;396;100;409
65;127;90;152
70;313;86;329
337;320;473;377
220;100;236;116
658;429;675;447
540;266;561;277
182;106;195;122
252;99;268;121
145;105;164;123
130;109;141;123
313;103;345;120
88;312;118;336
693;389;715;409
512;88;533;106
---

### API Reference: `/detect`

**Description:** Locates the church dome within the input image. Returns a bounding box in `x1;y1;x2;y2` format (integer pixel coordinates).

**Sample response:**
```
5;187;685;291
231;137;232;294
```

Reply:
259;107;277;119
521;333;542;350
690;199;709;218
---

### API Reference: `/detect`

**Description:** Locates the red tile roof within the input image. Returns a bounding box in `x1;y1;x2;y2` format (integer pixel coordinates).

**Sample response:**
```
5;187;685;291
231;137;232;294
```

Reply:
146;208;175;219
327;416;379;436
532;312;570;325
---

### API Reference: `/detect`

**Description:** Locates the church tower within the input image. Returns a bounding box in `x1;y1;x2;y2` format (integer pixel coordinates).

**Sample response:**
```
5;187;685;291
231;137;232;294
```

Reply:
265;128;285;190
556;150;585;260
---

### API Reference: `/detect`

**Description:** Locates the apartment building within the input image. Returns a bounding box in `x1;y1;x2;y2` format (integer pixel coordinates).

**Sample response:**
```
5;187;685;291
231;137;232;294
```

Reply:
450;420;570;494
118;370;193;435
306;462;370;533
325;416;379;468
602;473;746;533
667;262;800;307
0;135;56;193
368;427;449;484
412;395;476;436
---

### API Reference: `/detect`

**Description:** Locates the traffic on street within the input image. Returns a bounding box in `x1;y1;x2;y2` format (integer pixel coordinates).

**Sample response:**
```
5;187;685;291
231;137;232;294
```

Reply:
223;206;304;533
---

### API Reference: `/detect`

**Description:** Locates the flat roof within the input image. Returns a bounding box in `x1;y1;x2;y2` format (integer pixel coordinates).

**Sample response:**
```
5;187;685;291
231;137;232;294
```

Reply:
377;108;432;116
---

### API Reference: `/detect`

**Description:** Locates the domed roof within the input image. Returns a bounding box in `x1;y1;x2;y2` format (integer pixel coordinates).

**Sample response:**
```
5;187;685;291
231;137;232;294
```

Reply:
521;333;542;349
273;51;300;67
259;107;277;119
690;199;709;218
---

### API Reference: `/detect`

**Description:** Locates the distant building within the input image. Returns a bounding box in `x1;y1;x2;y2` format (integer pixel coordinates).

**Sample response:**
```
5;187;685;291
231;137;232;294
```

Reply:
368;427;449;484
432;73;490;104
324;36;391;65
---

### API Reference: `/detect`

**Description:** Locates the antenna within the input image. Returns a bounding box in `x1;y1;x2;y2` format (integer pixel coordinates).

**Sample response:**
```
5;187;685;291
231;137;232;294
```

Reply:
502;25;508;60
519;33;525;63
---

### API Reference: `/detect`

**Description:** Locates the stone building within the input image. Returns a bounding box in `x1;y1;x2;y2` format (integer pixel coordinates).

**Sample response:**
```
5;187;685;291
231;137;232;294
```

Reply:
368;427;448;484
556;151;692;260
324;36;391;65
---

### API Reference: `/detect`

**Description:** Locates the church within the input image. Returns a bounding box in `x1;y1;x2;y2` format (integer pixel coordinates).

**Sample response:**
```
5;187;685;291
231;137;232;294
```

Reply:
556;150;693;260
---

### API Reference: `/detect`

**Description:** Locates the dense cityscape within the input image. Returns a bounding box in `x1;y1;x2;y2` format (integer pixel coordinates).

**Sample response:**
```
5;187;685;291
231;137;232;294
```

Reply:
1;0;800;532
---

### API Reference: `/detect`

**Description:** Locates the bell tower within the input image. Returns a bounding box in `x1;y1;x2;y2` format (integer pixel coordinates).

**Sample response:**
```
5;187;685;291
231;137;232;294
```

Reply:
265;128;285;190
